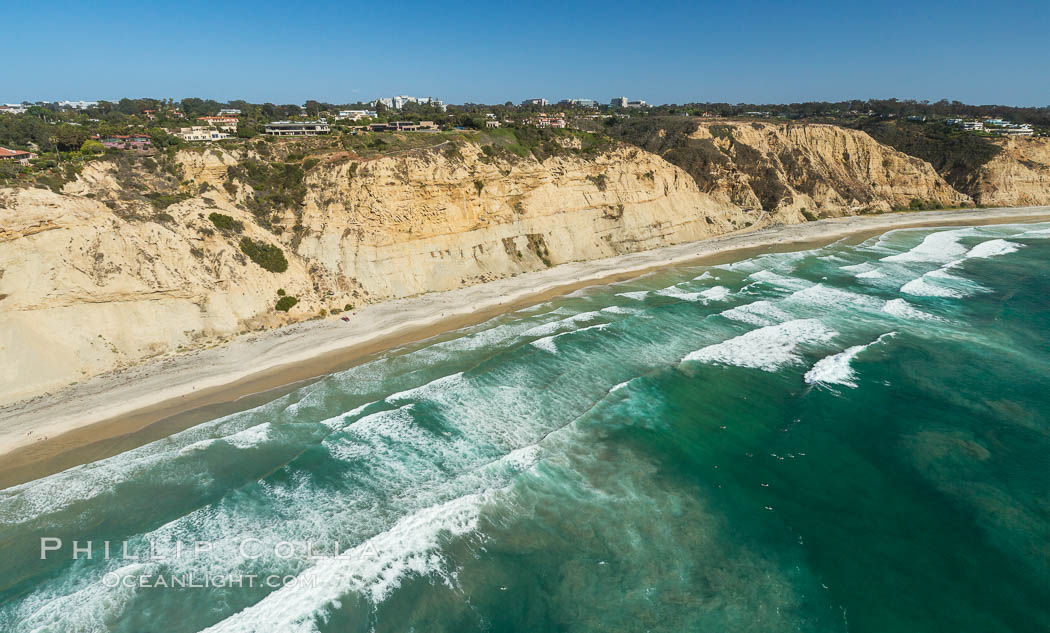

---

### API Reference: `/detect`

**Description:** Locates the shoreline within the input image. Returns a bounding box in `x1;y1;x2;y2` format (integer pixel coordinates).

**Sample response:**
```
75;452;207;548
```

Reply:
3;205;1048;487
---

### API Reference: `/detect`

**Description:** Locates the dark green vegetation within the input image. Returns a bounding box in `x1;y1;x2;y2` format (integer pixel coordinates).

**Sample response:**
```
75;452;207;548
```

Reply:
274;295;298;312
145;191;192;210
208;212;244;233
479;127;613;161
605;116;799;211
852;119;1002;193
226;160;306;228
604;116;724;190
239;237;288;273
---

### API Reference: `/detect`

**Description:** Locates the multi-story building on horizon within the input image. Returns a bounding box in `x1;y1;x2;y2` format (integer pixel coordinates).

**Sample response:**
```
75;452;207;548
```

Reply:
57;100;99;110
521;98;548;107
374;96;446;112
610;96;649;108
559;98;598;107
336;110;378;121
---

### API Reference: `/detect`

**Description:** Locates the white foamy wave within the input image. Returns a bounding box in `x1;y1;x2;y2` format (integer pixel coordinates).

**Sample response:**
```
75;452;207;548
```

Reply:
385;372;466;404
520;311;603;338
700;286;732;301
693;271;715;280
720;300;791;326
599;305;639;315
746;270;806;289
654;286;705;301
610;380;632;393
900;275;964;298
683;319;837;372
881;229;971;263
881;299;943;321
840;262;874;273
531;336;559;353
804;333;896;388
786;284;881;309
201;492;491;633
856;270;886;279
616;290;650;301
964;238;1023;260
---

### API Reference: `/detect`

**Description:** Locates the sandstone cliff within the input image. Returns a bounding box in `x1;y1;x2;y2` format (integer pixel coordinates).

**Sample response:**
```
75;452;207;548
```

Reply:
2;125;1048;404
0;142;751;403
609;118;971;221
972;137;1050;207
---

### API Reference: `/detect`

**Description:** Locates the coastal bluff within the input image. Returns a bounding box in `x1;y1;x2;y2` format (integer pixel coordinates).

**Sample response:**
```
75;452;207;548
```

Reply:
1;127;1048;403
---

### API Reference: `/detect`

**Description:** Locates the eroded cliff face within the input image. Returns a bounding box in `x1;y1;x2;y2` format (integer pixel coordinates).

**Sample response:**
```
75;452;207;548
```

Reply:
294;143;754;300
2;125;1048;404
684;122;970;218
0;144;752;402
972;137;1050;207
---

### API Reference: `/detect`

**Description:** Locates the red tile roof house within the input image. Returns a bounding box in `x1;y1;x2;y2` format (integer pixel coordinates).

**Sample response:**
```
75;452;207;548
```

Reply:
0;147;37;165
92;134;152;151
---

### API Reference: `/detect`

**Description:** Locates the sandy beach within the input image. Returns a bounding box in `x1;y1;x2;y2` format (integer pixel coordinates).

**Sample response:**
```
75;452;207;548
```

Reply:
2;205;1048;486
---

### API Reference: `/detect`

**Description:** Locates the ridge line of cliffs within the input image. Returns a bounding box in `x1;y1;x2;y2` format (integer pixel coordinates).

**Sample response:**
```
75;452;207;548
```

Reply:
1;122;1048;403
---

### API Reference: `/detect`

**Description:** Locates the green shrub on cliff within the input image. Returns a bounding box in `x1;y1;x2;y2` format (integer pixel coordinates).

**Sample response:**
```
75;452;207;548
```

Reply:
275;295;298;312
239;237;288;272
209;212;244;233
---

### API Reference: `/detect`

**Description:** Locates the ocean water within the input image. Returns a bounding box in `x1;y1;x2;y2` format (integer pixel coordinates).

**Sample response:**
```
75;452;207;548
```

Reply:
2;222;1049;633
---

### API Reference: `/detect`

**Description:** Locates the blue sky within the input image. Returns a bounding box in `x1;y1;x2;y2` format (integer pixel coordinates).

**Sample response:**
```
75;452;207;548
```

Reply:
4;0;1048;106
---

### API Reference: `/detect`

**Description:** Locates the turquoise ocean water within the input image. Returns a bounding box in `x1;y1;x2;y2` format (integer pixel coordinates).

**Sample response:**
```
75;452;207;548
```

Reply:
2;222;1049;632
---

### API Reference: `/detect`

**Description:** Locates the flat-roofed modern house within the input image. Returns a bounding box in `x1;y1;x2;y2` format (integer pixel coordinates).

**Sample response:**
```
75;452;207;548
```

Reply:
264;120;331;136
218;108;242;116
173;126;231;142
0;147;37;165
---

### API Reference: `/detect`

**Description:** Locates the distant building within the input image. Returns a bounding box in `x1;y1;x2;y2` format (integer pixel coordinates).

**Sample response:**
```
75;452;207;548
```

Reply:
336;110;377;121
485;119;501;128
264;120;331;136
960;120;984;131
218;108;242;116
356;120;438;132
997;124;1034;137
93;134;151;151
196;116;239;132
528;114;566;129
521;98;548;107
559;98;598;107
374;96;446;111
0;146;36;165
143;109;157;120
611;97;648;108
173;126;231;142
0;104;28;115
57;100;98;110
